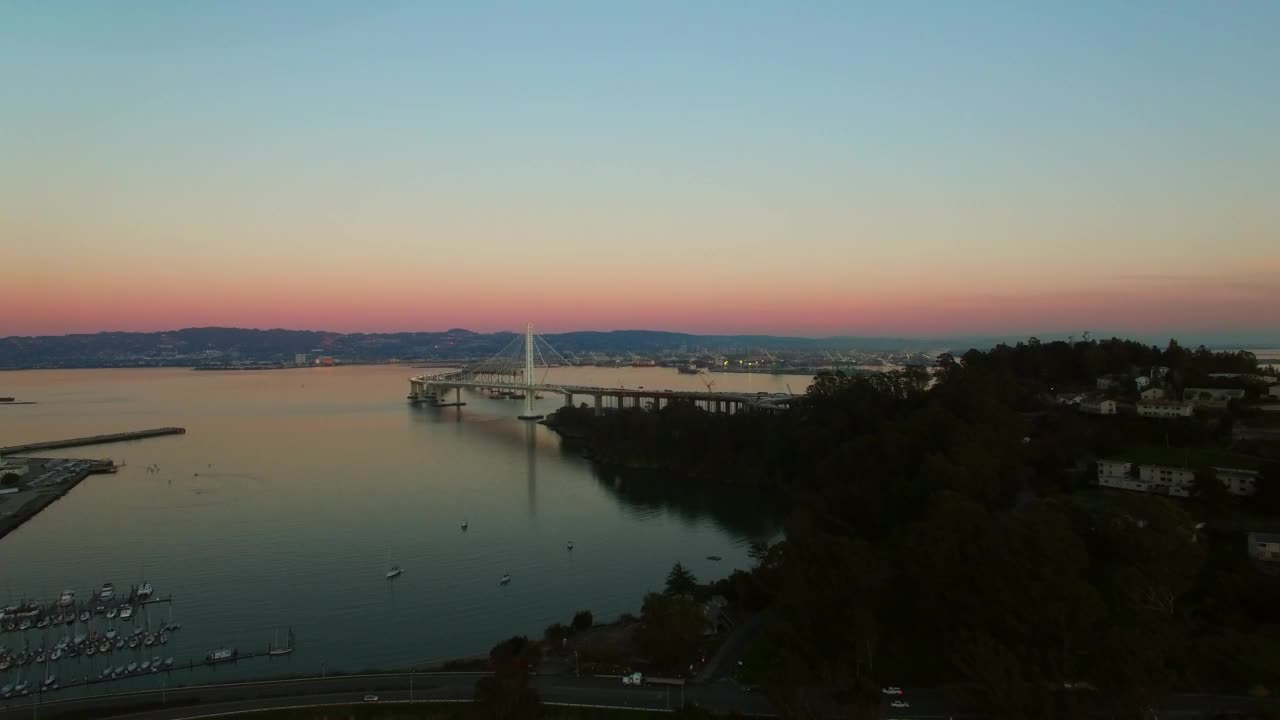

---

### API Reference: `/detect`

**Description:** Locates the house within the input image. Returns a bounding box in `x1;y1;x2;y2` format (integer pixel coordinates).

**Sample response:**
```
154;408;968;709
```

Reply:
1136;399;1195;419
1096;375;1126;391
1096;460;1139;492
1270;386;1280;399
1134;376;1151;390
1098;460;1257;498
1249;532;1280;562
1184;387;1246;408
1080;397;1118;415
1140;388;1166;401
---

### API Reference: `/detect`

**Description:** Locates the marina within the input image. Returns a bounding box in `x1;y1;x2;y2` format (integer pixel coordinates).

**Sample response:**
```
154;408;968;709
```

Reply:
1;581;298;700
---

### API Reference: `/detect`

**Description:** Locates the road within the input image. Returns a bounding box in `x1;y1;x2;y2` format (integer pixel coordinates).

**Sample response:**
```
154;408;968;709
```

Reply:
2;672;1273;719
0;672;771;719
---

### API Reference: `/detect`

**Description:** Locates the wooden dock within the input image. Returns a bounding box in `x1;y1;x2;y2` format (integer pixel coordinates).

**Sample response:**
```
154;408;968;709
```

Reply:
0;428;186;454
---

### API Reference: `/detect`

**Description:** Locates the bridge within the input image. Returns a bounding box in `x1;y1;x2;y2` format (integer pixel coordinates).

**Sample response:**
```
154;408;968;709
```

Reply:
408;323;798;419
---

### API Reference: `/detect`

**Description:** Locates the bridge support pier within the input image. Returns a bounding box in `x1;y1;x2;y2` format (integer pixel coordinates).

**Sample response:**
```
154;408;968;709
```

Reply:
564;393;573;408
594;395;602;415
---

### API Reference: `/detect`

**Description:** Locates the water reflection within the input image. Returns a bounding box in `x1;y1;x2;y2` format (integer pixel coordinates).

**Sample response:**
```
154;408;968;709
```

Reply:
591;466;783;541
525;421;537;516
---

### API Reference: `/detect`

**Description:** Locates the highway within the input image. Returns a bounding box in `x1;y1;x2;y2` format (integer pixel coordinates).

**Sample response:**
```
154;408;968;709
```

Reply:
2;671;1273;719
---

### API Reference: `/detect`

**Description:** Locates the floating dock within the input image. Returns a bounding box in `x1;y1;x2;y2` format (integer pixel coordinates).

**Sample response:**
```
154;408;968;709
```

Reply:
0;428;186;455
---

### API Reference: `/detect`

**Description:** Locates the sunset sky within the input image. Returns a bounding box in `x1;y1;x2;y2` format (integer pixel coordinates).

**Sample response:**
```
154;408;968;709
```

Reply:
2;2;1277;340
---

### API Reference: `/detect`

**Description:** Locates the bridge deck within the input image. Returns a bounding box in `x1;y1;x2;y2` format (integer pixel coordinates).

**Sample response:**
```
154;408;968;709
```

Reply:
410;374;796;407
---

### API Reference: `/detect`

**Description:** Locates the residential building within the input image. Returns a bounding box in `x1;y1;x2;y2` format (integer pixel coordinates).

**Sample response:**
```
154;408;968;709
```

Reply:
1096;375;1125;391
294;353;308;366
1098;460;1257;498
1136;399;1195;419
1134;376;1151;390
1140;388;1166;401
1184;387;1246;408
1249;532;1280;562
319;356;335;366
1080;398;1118;415
1096;460;1139;492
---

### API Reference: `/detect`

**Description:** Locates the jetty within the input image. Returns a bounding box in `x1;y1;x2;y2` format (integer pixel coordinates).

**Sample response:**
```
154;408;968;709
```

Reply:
0;428;185;455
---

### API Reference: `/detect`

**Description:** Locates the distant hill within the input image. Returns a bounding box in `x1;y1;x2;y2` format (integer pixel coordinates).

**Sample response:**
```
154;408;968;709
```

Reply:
0;326;973;369
2;326;1271;369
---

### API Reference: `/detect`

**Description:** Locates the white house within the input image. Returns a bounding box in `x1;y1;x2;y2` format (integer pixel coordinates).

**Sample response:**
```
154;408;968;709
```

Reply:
1080;398;1118;415
1249;532;1280;562
1097;460;1140;492
1184;387;1246;408
1098;460;1257;498
1140;388;1167;401
1136;400;1195;419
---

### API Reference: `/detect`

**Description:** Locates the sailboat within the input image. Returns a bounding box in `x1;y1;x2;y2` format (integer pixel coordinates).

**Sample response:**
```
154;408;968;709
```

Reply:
385;551;403;580
268;627;295;656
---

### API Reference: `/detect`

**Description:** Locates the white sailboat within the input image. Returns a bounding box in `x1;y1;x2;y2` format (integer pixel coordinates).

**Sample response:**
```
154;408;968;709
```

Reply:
385;550;403;580
268;627;295;656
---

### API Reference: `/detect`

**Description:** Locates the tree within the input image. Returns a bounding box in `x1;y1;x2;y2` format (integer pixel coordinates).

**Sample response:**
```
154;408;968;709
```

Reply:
0;472;19;487
543;623;571;646
1191;465;1230;508
665;562;698;597
571;610;593;631
1254;462;1280;515
636;592;704;671
475;636;542;719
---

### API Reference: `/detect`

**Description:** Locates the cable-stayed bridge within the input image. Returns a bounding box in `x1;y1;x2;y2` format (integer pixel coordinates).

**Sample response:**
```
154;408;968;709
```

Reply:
407;323;797;419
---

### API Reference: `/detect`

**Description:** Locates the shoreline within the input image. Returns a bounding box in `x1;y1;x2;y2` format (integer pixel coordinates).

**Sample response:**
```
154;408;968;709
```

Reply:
0;460;114;542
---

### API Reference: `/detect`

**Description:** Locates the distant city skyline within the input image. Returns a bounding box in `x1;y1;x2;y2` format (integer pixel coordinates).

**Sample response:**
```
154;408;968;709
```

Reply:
2;2;1277;339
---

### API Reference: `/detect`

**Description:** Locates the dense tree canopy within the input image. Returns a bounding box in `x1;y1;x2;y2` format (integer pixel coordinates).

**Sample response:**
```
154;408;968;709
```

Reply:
549;337;1280;717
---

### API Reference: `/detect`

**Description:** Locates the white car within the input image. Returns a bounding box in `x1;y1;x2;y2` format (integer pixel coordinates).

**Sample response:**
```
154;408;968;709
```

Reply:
881;686;903;695
889;699;910;708
622;672;644;686
363;695;379;702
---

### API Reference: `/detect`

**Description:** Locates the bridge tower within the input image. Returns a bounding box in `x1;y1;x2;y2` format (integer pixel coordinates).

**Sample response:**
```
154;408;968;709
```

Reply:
517;321;544;421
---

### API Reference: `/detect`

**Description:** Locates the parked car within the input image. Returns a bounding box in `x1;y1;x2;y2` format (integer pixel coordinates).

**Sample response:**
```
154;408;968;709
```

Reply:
363;695;379;702
881;686;903;695
889;699;910;708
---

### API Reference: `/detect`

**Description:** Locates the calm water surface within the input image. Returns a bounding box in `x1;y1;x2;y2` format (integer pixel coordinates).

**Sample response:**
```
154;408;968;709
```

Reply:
0;366;801;692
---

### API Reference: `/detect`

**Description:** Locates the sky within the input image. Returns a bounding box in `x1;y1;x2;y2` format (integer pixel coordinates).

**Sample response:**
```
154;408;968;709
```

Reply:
2;1;1278;341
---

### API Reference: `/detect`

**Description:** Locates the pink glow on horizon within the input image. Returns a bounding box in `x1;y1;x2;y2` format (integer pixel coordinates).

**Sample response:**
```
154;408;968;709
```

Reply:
6;263;1277;338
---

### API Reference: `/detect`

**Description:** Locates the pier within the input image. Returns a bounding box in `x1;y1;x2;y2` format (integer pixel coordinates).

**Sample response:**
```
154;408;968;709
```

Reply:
0;428;186;455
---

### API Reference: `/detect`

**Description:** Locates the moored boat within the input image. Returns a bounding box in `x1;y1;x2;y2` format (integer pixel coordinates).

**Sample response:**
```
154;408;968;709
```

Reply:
205;648;236;664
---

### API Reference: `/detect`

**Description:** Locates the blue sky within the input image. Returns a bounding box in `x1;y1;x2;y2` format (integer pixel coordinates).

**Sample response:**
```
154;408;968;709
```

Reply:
2;1;1277;339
